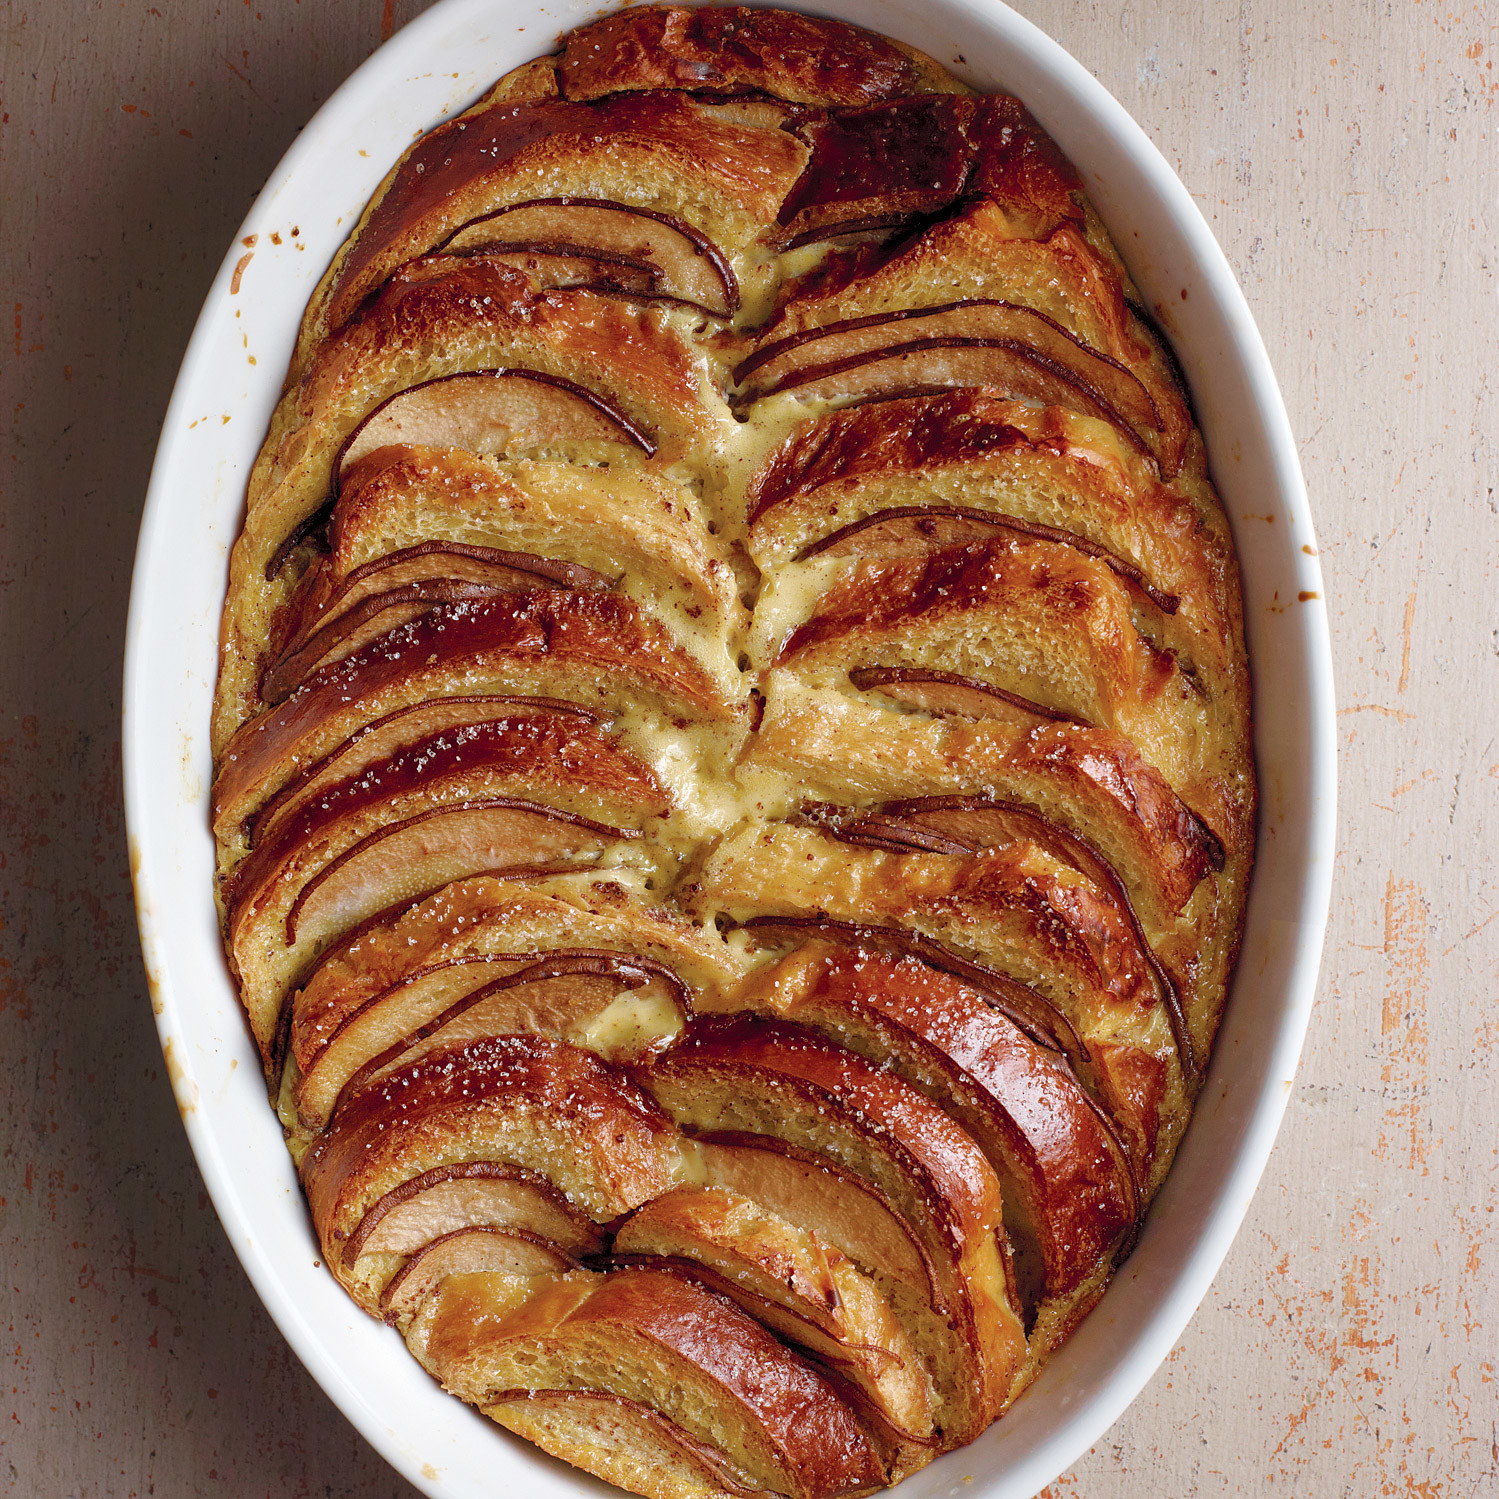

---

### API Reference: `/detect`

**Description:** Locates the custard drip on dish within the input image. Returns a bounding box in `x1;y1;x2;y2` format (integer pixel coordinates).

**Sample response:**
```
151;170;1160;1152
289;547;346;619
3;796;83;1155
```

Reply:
209;10;1254;1496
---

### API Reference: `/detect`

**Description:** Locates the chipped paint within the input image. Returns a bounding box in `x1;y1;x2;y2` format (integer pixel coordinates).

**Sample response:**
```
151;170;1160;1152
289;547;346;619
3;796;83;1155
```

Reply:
1376;874;1431;1172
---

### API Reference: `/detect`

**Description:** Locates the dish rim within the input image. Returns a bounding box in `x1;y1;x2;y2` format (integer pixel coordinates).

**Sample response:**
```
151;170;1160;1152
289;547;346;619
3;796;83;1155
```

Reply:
122;3;1337;1496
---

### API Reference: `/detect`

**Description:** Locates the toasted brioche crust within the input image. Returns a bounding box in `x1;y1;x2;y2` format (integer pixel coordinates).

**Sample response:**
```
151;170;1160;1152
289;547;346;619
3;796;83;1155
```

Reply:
212;12;1254;1499
424;1268;886;1498
557;8;962;106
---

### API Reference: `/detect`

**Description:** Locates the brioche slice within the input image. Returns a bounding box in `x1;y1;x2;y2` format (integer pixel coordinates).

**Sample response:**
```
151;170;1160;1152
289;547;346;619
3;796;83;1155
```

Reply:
302;1033;679;1312
637;1016;1024;1447
726;943;1138;1351
289;875;741;1075
773;95;974;248
773;95;1089;252
299;950;690;1135
612;1186;937;1476
742;677;1252;1080
556;7;960;108
846;795;1196;1049
765;537;1245;846
682;1130;945;1335
489;1388;786;1499
413;1267;886;1499
299;89;810;365
295;445;747;672
212;592;746;840
757;201;1191;476
698;819;1172;1058
216;260;726;746
286;874;739;1130
223;710;669;1061
694;821;1186;1161
746;680;1224;930
745;393;1240;690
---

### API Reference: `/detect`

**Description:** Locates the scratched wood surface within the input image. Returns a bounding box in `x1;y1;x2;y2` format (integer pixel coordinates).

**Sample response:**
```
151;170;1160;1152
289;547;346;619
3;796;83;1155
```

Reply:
1;0;1494;1494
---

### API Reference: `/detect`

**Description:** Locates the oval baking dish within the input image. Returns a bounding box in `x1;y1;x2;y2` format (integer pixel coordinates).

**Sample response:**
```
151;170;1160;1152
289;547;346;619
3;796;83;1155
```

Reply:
123;3;1336;1495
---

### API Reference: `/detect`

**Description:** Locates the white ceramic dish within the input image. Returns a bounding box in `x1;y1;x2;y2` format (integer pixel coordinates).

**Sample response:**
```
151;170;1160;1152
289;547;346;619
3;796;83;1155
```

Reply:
123;3;1336;1495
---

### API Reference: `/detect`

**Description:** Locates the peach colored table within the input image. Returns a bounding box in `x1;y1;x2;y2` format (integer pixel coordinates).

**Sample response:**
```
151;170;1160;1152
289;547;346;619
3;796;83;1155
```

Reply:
2;2;1494;1494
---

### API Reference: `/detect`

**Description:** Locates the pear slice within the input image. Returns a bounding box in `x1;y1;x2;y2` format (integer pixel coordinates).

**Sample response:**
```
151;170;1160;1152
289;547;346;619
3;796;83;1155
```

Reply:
687;1130;935;1306
378;1225;578;1325
284;798;635;946
242;694;601;848
337;367;655;479
442;198;738;317
737;301;1159;454
348;1161;605;1264
847;666;1086;731
802;505;1179;612
299;949;688;1129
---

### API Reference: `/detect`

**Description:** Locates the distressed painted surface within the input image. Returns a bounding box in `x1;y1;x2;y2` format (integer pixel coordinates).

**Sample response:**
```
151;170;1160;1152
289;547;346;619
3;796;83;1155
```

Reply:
0;1;1493;1495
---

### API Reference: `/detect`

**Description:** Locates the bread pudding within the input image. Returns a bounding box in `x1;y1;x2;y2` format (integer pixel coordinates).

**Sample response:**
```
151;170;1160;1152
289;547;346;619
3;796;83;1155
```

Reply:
210;10;1254;1495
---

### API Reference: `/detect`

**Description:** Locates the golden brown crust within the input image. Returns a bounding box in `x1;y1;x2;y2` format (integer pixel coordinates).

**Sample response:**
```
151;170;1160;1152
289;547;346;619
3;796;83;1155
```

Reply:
774;96;1082;248
285;874;735;1131
213;591;743;839
756;201;1195;478
609;1186;936;1478
771;537;1249;853
212;13;1255;1496
729;945;1138;1344
423;1268;886;1498
301;1034;679;1306
313;92;808;355
485;1388;782;1499
224;711;669;1060
215;256;730;752
637;1015;1023;1448
745;392;1237;662
556;8;960;107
